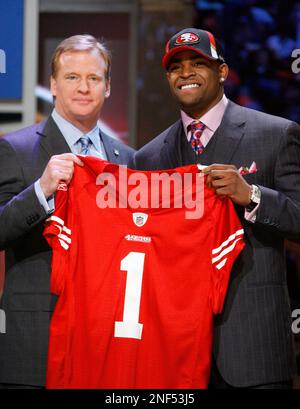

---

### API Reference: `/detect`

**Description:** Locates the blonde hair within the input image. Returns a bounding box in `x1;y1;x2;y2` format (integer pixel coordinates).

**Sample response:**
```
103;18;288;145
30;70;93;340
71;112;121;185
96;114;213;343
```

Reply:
51;34;111;81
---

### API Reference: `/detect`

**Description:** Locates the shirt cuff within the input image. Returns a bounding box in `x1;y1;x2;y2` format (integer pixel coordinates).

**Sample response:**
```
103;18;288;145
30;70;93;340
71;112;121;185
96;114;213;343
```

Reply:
244;203;259;223
34;179;54;214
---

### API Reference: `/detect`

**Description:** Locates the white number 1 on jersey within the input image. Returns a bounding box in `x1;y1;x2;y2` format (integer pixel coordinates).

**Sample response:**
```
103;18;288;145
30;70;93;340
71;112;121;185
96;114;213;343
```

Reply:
114;252;145;340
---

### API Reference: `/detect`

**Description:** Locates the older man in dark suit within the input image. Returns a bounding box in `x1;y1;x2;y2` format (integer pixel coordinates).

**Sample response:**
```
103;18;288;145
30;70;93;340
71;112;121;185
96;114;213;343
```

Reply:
130;28;300;388
0;34;134;388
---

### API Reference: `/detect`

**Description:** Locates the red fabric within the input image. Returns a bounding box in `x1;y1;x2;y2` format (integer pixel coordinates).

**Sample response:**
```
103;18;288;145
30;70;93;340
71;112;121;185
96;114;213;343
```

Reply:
44;157;244;389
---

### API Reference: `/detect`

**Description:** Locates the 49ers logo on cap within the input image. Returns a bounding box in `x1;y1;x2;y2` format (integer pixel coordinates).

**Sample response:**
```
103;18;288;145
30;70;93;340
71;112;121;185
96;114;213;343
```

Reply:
175;33;199;44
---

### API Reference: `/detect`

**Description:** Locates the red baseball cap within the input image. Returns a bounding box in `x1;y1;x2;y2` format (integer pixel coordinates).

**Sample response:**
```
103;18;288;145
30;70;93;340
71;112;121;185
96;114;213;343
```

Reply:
162;28;225;69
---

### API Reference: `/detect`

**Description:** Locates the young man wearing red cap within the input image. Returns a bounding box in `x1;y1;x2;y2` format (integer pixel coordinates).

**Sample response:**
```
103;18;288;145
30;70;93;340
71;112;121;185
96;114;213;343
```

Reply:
130;28;300;389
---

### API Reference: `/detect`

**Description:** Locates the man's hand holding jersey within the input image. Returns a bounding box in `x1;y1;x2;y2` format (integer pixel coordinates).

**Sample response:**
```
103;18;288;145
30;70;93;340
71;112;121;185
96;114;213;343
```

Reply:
40;153;84;199
203;164;252;207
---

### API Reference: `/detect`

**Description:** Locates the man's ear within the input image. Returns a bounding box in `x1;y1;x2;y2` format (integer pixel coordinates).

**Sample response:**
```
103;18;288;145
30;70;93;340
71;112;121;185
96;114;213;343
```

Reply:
219;63;229;82
50;76;57;97
105;78;111;98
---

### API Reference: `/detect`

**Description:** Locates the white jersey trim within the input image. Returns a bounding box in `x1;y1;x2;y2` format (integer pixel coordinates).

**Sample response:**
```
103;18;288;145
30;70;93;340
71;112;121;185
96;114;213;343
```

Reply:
212;237;243;265
50;215;64;226
215;257;227;270
212;229;244;255
47;215;71;250
211;228;244;270
58;233;71;244
48;215;71;234
59;239;69;250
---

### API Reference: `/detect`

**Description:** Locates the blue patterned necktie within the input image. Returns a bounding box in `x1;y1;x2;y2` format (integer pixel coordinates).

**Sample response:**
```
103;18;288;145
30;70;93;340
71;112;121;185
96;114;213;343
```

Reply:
189;121;206;155
78;135;91;155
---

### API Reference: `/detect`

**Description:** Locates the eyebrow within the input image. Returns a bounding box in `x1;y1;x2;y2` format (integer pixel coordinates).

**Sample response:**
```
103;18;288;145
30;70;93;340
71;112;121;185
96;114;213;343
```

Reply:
169;55;208;64
64;71;101;77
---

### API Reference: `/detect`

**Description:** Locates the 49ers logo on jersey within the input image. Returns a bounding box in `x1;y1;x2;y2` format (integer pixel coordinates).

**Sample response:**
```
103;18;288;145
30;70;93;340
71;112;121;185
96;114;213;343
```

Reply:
175;33;199;44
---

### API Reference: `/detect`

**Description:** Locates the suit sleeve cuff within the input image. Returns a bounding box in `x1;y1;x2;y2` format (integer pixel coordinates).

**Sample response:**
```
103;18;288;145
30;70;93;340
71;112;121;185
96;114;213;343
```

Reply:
244;203;260;223
34;179;54;214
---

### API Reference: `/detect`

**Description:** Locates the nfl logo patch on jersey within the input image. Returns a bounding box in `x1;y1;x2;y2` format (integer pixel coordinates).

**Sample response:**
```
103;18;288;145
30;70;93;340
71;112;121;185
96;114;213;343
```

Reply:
133;212;148;227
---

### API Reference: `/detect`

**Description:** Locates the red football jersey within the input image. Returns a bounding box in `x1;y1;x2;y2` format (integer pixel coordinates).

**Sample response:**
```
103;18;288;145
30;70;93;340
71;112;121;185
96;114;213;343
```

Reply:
44;157;244;389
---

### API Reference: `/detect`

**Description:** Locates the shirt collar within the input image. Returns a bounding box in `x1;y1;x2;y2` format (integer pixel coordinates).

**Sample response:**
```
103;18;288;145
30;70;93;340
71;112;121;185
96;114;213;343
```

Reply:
181;94;228;137
51;109;101;151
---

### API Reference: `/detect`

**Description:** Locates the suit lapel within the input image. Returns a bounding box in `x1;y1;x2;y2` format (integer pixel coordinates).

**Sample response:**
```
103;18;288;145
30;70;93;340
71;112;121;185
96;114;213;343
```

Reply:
160;120;184;168
209;100;246;164
101;131;122;164
37;116;71;158
38;119;123;164
159;102;246;169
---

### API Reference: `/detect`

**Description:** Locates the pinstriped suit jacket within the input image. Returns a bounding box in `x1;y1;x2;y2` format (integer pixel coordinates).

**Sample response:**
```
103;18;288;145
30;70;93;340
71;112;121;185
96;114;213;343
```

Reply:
130;100;300;387
0;116;135;386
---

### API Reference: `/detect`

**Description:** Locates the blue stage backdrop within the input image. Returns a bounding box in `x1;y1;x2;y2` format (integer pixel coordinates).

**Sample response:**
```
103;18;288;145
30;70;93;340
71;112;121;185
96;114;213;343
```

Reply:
0;0;24;100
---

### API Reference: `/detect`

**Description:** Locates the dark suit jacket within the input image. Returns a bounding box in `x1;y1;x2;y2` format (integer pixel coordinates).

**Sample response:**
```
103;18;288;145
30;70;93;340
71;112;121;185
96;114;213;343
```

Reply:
0;116;135;386
130;100;300;387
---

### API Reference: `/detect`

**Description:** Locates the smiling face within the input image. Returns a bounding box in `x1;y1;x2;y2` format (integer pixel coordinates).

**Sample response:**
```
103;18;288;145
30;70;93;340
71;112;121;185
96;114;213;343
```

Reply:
166;50;228;118
50;49;111;133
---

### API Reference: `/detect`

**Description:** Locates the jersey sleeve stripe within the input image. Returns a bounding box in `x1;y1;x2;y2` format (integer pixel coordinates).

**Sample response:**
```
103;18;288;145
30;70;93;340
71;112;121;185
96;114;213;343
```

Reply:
215;257;227;270
212;237;243;264
47;216;71;236
58;239;69;250
62;225;71;235
212;229;244;255
58;233;71;244
53;223;63;234
49;215;65;226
